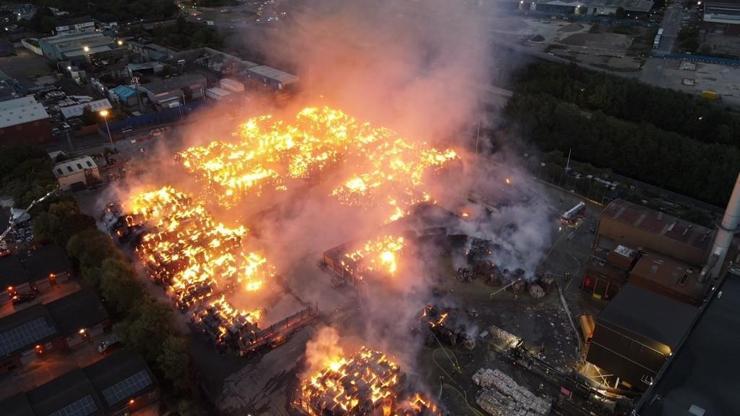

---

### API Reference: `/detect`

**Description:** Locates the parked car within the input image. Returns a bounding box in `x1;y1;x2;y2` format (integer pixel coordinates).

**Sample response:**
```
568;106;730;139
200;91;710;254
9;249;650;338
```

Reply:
11;288;39;305
97;335;122;353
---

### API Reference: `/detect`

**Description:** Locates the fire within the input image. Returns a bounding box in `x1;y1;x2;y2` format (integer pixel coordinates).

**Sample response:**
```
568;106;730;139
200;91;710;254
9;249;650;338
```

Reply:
176;106;458;221
126;186;273;311
342;235;406;280
296;346;440;416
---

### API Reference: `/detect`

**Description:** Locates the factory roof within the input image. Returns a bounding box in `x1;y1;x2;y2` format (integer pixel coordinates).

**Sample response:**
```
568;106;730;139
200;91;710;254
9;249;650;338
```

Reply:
53;156;98;178
111;85;137;100
629;252;706;304
27;369;101;416
245;65;299;85
0;96;49;129
0;304;57;357
638;271;740;416
85;351;155;409
142;74;207;95
45;289;108;336
600;199;713;262
59;98;112;119
598;284;697;348
0;255;32;288
41;31;111;47
0;351;155;416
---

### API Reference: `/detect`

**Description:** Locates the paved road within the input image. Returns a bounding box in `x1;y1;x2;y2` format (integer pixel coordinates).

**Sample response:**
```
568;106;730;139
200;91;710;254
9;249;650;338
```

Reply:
656;3;684;54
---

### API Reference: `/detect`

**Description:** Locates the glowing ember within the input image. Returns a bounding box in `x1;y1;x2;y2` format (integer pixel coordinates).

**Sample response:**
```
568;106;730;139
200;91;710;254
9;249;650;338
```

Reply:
127;186;273;310
341;235;406;280
296;347;440;416
176;106;458;220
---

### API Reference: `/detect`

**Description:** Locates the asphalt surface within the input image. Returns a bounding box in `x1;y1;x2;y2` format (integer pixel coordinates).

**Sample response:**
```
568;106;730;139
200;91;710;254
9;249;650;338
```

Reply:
656;3;684;55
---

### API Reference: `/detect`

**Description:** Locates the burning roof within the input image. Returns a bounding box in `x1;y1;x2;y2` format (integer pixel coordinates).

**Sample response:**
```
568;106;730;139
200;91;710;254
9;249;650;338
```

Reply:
295;346;440;416
176;106;459;221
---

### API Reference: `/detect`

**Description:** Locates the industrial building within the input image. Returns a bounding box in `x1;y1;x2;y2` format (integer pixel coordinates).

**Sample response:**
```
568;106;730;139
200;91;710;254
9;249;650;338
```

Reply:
585;284;697;391
0;244;72;305
520;0;654;16
53;156;102;191
0;96;52;145
0;289;109;372
1;350;158;416
243;65;299;91
636;270;740;415
141;74;207;109
594;199;714;266
39;32;119;62
703;0;740;25
59;98;112;120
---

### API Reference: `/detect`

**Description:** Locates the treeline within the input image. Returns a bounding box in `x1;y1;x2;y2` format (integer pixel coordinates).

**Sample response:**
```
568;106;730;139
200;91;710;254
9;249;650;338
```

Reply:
504;93;740;206
34;0;178;22
512;63;740;147
0;146;56;207
149;16;224;50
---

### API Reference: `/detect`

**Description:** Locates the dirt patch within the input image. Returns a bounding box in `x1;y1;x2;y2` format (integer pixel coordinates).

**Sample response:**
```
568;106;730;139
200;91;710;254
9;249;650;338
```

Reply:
559;32;633;51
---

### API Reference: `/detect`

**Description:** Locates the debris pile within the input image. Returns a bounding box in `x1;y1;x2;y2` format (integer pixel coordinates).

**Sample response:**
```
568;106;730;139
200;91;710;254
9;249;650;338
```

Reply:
472;368;552;416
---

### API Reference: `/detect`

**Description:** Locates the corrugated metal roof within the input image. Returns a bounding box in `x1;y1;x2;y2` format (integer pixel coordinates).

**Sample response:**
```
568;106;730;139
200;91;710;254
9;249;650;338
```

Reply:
246;65;298;84
59;99;112;119
111;85;136;100
0;96;50;129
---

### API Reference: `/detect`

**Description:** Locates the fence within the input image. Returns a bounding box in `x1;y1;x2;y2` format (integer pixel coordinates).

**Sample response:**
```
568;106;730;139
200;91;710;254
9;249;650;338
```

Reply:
100;100;207;136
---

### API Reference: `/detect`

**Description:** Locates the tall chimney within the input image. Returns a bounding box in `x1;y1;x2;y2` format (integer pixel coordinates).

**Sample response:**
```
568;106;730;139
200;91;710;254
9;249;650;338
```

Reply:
709;172;740;279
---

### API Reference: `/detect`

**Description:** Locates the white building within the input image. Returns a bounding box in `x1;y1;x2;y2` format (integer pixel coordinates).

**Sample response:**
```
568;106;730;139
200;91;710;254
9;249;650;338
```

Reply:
704;1;740;25
59;99;112;120
53;156;101;191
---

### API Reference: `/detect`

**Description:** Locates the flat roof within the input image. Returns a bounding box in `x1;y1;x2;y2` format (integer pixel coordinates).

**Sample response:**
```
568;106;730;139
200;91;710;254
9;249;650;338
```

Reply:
245;65;298;84
598;284;697;348
142;74;207;95
638;272;740;415
45;289;108;337
20;244;72;280
600;199;713;261
0;351;155;415
535;0;654;10
0;96;49;129
0;305;57;358
59;99;112;119
0;255;32;288
629;252;706;302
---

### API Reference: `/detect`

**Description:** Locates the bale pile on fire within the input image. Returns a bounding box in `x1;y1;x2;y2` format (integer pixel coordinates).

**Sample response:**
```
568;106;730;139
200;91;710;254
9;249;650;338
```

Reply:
127;186;271;310
322;234;406;285
175;106;459;222
294;346;440;416
420;304;476;350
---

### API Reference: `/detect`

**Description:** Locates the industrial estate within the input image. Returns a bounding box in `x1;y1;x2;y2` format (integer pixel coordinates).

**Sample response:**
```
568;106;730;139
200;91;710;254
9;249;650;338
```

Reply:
0;1;738;416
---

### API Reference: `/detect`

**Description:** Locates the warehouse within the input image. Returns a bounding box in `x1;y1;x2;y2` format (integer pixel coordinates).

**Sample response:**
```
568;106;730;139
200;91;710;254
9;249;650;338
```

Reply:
243;65;298;91
636;271;740;415
586;284;697;391
628;252;707;306
523;0;654;15
141;74;207;109
0;96;52;145
0;244;71;305
704;0;740;25
0;289;109;372
39;32;119;62
1;351;158;416
594;199;713;266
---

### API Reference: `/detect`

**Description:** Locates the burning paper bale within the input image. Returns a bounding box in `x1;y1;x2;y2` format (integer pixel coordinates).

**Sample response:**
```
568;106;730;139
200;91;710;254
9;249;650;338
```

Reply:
190;296;261;352
295;346;440;416
322;234;406;285
126;186;273;310
176;106;459;221
472;368;552;416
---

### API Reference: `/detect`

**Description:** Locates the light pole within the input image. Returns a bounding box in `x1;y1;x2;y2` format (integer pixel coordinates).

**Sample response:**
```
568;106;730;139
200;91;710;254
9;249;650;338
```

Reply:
99;110;114;148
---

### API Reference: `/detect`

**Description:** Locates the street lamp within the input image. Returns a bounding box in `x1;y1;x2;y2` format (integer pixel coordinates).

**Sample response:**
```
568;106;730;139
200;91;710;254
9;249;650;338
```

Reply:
83;45;90;52
99;110;114;148
117;39;124;46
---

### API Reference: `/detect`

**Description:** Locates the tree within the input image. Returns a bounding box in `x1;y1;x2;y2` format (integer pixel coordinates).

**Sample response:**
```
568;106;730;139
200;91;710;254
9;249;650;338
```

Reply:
99;258;144;314
116;299;177;362
33;199;96;246
156;335;191;393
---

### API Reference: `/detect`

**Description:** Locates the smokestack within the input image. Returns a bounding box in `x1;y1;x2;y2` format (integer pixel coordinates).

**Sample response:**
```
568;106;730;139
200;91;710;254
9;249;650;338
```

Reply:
706;172;740;279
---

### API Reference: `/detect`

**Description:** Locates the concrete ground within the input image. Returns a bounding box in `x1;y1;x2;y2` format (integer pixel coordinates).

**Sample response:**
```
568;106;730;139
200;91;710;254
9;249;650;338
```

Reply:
0;47;55;89
640;57;740;106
